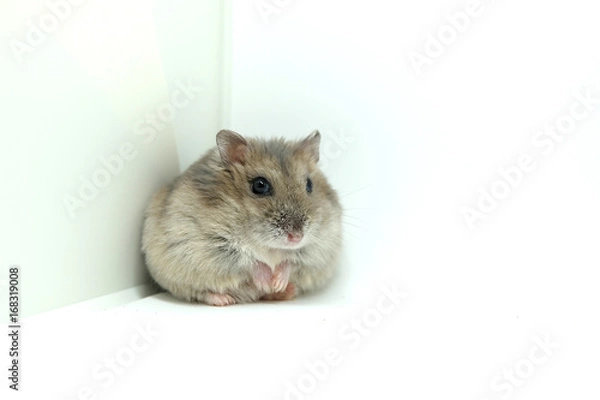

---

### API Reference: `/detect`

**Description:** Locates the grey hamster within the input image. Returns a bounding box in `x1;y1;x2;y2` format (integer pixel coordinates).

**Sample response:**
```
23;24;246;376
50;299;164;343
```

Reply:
141;129;342;306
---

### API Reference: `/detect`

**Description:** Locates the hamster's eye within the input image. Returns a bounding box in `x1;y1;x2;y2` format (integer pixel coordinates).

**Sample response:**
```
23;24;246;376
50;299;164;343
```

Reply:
306;178;313;193
251;177;272;196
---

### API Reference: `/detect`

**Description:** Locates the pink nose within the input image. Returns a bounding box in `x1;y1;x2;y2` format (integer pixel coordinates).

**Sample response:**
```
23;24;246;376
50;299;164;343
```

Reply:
287;233;303;243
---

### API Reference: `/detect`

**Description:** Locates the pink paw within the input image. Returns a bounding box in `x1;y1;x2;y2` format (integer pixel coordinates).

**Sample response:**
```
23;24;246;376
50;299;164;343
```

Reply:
204;292;236;306
261;282;296;301
272;262;291;293
252;261;273;293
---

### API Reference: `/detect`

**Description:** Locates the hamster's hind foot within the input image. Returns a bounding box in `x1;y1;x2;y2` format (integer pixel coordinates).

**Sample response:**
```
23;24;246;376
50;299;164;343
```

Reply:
205;292;237;306
261;282;296;301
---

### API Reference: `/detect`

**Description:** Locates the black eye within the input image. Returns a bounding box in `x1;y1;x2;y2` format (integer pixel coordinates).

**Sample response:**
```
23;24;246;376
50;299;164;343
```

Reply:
251;177;272;196
306;178;313;193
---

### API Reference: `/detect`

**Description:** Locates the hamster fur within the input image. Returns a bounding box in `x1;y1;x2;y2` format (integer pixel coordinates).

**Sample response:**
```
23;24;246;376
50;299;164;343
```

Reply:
141;129;342;306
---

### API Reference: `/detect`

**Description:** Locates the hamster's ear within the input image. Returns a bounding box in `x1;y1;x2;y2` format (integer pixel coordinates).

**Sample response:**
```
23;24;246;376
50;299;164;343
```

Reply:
298;130;321;163
216;129;248;165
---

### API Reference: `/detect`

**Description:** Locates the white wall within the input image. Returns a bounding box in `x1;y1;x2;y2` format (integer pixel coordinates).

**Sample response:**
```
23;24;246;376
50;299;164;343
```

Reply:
0;0;225;316
229;0;600;304
151;0;231;171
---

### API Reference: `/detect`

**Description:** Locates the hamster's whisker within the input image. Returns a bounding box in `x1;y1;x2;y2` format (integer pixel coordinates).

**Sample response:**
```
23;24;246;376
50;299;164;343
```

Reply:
335;229;360;241
337;185;371;199
341;221;369;232
341;216;368;226
342;215;367;223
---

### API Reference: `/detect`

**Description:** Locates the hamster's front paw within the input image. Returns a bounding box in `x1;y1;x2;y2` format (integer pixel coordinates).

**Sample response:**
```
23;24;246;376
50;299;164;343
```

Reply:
252;261;292;296
272;262;291;293
204;292;236;306
252;261;273;293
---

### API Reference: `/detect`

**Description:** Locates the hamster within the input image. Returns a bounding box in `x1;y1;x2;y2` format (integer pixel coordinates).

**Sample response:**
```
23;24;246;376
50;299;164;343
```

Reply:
141;129;343;306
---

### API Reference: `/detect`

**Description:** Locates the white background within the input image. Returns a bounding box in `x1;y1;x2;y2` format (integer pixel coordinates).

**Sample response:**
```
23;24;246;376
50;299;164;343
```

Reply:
3;0;600;399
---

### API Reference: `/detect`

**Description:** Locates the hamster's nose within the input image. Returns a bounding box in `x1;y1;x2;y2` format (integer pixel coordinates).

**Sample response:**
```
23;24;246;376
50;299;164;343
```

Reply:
287;233;304;243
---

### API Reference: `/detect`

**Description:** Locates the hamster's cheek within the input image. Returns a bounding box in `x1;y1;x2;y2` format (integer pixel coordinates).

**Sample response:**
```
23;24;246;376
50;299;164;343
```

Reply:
250;223;277;244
